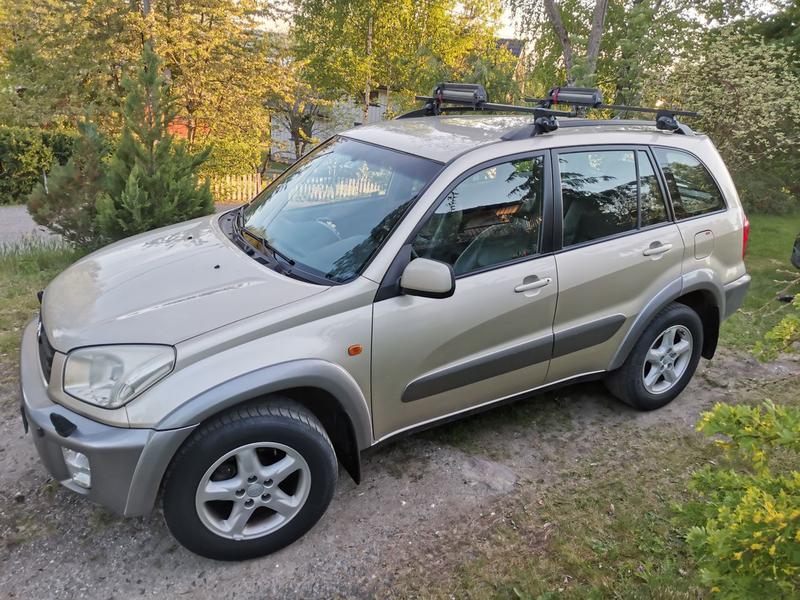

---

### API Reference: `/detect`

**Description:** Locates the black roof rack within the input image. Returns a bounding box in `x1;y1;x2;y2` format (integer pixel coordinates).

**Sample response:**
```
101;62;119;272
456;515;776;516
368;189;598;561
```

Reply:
396;82;699;138
395;82;574;136
525;86;698;135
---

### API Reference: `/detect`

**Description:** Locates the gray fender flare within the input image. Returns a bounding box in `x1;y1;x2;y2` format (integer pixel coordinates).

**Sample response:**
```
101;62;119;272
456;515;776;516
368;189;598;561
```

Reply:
607;271;724;371
155;358;373;449
123;360;371;516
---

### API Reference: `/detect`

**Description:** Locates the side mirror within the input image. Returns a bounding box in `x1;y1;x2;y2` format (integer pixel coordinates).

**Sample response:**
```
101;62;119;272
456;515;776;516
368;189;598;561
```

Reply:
400;258;455;299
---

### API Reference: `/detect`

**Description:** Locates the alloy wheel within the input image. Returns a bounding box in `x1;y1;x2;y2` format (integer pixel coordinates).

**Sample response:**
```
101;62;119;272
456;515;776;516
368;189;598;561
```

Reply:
641;324;693;394
194;442;311;541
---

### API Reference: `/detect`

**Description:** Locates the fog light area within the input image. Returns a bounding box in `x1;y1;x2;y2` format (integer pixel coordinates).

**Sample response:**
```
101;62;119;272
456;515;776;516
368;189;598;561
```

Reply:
62;447;91;489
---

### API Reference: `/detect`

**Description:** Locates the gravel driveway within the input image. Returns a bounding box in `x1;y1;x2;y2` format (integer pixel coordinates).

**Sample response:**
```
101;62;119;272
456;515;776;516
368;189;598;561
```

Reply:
0;348;797;599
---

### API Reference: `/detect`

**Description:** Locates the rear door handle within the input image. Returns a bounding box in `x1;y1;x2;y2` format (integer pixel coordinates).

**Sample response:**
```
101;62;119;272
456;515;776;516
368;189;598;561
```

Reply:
643;242;673;256
515;277;552;293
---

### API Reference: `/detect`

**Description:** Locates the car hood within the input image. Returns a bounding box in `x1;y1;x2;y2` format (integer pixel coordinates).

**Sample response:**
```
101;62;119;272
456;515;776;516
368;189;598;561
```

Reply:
41;215;328;351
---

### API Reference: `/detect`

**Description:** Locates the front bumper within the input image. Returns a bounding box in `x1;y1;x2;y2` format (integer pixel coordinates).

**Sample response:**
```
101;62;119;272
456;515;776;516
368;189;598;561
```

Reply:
19;320;195;515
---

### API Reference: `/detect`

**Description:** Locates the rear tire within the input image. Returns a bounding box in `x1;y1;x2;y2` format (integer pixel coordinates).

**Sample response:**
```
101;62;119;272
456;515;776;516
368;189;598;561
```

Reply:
605;302;703;411
163;398;337;560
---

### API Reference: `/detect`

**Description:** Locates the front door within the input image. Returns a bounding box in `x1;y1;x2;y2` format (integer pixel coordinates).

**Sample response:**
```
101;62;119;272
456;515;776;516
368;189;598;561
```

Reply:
371;153;558;440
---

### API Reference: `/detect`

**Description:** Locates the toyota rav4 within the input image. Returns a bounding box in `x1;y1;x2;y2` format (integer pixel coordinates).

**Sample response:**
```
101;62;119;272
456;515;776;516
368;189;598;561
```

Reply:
19;85;751;560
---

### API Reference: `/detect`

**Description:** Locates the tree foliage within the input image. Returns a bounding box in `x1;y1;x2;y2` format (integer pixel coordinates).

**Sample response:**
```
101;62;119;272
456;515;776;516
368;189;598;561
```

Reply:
661;31;800;214
0;0;138;130
292;0;509;116
26;47;213;248
95;46;213;243
0;126;77;205
27;121;108;246
0;0;284;175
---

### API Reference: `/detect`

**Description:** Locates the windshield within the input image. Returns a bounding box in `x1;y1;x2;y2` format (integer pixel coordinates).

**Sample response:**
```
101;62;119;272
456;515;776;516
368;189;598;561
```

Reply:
242;137;441;283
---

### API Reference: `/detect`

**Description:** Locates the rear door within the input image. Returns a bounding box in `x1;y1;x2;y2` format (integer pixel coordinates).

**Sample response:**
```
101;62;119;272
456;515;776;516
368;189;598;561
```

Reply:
371;152;558;440
546;146;685;383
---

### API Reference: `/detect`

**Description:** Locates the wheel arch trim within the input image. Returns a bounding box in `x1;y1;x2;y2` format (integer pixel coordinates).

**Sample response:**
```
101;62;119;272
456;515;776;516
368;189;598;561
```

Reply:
608;271;724;371
155;359;372;449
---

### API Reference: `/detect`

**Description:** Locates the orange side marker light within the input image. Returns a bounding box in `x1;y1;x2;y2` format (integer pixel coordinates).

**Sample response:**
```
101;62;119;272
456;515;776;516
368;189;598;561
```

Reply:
347;344;363;356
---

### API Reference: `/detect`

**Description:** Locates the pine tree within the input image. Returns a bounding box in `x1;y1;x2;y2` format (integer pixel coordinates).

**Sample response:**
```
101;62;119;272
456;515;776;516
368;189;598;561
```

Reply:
27;120;107;247
95;45;213;243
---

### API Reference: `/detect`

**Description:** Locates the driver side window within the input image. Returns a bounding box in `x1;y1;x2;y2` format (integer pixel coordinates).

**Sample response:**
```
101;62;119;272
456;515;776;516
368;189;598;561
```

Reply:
411;156;545;276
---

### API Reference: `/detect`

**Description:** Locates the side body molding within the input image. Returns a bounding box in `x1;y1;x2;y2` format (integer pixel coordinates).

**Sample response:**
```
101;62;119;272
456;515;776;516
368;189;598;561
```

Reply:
607;271;725;371
155;359;373;451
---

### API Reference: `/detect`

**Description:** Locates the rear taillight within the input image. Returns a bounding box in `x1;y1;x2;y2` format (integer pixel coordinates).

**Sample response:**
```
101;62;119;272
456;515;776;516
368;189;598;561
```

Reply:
742;213;750;258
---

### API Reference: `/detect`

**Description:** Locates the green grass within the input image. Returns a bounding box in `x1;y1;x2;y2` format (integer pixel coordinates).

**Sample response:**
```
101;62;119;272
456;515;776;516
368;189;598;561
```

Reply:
398;376;800;599
720;213;800;351
0;238;84;375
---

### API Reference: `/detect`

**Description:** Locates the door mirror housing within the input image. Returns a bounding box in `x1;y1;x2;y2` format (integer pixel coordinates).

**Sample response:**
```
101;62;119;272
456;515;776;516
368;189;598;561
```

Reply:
400;258;455;299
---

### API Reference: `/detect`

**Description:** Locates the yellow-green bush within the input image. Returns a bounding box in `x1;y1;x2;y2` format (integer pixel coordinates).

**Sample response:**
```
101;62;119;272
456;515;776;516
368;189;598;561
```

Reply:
757;296;800;361
686;401;800;598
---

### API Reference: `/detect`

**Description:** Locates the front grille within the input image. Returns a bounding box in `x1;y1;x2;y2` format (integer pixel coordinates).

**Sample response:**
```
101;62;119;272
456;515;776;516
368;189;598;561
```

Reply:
37;317;55;382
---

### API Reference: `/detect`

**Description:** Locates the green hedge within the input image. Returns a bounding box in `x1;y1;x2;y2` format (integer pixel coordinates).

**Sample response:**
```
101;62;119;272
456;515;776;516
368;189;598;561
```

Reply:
0;127;77;205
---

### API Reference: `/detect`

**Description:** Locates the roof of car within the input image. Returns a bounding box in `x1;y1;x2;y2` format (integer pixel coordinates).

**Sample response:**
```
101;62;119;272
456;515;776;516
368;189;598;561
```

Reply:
342;114;702;163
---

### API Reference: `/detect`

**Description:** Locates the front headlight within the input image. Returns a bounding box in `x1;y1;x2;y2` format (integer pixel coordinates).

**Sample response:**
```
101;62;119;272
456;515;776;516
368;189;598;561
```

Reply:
63;345;175;409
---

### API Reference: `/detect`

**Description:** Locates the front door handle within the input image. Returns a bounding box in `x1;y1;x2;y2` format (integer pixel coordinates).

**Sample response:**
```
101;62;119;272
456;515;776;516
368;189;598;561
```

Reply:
643;242;673;256
514;277;552;293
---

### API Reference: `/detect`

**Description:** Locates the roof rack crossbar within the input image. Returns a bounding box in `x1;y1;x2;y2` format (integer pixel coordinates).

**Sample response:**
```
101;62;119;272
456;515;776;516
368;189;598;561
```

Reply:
396;83;573;137
406;95;573;117
524;86;698;134
525;98;697;118
396;82;699;137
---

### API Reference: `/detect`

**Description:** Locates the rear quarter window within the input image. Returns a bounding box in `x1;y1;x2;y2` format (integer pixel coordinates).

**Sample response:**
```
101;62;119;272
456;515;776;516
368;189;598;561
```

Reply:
654;148;725;219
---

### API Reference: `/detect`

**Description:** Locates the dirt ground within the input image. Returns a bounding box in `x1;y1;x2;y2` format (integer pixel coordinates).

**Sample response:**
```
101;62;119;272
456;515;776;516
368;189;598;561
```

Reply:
0;349;797;599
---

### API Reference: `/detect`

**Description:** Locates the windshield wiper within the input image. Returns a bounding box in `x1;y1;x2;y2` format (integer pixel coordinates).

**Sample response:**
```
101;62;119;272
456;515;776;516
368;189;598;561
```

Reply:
232;207;291;267
235;209;296;268
244;228;296;268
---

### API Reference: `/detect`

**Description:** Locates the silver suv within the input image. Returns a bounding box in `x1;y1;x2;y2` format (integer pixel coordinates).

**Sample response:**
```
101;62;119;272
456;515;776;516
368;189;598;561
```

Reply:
19;85;751;560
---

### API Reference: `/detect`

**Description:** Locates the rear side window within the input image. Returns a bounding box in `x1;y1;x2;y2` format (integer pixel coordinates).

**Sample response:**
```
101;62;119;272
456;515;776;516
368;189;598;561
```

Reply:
639;151;669;227
559;150;638;247
654;148;725;219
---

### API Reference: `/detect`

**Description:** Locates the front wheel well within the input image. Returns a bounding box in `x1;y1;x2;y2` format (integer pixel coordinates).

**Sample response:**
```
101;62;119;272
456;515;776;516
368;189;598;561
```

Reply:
271;387;362;484
674;290;720;359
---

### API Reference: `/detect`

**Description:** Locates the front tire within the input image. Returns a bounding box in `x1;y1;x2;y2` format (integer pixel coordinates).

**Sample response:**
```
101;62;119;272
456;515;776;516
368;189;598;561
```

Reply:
163;398;337;560
605;302;703;411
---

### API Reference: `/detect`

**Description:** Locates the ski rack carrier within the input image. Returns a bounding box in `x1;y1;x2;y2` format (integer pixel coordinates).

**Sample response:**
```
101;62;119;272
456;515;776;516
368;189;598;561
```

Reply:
395;83;574;137
395;83;699;138
525;86;699;136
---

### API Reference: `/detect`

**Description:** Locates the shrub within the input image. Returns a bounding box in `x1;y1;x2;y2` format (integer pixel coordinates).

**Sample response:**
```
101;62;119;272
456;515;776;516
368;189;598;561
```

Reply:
0;127;77;205
758;299;800;360
27;122;108;247
686;401;800;598
199;135;264;178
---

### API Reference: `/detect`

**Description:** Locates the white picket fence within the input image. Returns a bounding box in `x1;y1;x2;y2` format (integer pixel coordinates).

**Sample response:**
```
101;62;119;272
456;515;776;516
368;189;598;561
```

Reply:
289;176;384;204
209;172;384;205
209;173;264;204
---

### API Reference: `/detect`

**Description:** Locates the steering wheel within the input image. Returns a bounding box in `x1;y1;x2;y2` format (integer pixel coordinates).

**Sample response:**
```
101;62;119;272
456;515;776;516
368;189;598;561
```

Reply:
315;218;342;240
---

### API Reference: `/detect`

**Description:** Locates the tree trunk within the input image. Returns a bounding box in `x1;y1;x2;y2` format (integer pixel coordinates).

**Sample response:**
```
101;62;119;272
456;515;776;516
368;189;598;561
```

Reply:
362;13;373;124
586;0;609;81
186;114;196;148
543;0;574;84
